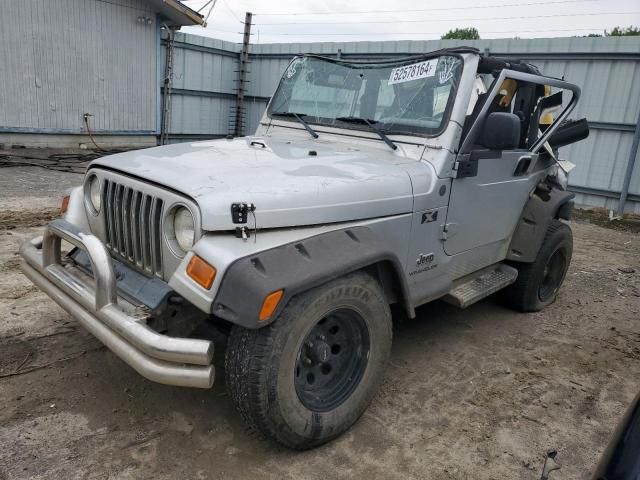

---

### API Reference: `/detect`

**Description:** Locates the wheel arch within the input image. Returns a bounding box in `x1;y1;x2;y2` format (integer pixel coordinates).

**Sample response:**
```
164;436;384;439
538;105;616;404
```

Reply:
211;226;413;329
367;259;413;317
507;182;575;263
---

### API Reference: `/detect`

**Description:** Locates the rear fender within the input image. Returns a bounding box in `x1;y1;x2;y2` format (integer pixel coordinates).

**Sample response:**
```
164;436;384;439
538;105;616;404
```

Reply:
507;183;574;263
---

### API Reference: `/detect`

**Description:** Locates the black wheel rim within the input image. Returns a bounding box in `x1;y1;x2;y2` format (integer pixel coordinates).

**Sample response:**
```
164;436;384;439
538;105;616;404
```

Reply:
538;248;567;302
294;308;370;412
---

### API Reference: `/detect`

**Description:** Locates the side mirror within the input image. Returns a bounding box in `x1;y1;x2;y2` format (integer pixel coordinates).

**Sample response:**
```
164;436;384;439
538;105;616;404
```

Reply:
481;112;521;150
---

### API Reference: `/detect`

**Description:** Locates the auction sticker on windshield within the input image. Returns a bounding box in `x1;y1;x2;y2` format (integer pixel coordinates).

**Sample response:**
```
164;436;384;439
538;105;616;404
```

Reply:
388;59;438;85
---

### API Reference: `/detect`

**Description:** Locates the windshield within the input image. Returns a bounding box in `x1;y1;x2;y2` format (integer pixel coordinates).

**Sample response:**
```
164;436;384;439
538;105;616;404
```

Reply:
268;55;463;138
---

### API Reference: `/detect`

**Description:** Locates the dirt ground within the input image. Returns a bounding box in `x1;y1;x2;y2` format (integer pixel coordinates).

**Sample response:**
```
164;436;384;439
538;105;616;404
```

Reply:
0;168;639;479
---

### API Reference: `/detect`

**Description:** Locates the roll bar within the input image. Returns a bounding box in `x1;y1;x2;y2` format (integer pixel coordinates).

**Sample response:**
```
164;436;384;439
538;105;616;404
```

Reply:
460;69;581;155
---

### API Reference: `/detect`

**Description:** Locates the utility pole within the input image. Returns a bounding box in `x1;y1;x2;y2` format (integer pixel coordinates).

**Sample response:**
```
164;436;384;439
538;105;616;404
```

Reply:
160;27;176;145
616;106;640;217
232;12;252;137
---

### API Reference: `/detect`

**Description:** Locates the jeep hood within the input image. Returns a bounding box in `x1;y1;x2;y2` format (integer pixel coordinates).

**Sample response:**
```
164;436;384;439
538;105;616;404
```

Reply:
89;138;416;230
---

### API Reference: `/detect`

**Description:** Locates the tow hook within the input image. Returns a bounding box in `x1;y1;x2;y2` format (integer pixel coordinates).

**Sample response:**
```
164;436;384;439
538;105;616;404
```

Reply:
539;449;561;480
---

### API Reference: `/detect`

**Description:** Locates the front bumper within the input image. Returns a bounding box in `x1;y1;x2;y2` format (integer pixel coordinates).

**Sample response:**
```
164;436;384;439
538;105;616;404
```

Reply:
19;219;215;389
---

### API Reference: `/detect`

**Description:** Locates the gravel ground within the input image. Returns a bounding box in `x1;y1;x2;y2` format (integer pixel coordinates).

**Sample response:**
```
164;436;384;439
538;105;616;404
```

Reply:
0;167;639;479
0;148;88;211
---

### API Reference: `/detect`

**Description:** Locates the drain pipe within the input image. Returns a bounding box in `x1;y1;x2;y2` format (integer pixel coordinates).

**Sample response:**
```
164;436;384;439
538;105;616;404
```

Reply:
616;106;640;217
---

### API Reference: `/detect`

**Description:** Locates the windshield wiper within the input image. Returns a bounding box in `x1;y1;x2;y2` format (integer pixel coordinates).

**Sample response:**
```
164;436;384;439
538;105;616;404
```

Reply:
271;111;318;139
336;117;397;151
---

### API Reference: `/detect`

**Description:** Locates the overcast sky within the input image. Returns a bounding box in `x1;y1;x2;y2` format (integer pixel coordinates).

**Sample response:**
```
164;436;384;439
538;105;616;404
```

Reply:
180;0;640;44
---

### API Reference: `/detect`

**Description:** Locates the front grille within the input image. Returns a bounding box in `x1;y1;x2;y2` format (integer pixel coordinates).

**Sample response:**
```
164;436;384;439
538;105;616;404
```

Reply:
103;179;164;276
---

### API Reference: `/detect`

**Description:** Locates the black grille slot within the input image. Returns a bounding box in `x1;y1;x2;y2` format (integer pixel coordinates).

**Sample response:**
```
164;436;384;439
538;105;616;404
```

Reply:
103;179;164;277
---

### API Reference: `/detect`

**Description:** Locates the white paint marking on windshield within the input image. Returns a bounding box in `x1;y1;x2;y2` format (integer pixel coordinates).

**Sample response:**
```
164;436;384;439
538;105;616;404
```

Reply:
438;57;457;84
286;58;304;79
388;59;437;85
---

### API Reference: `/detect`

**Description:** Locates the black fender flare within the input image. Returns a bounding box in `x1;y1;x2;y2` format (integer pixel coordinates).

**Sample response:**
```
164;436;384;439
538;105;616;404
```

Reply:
507;184;575;263
211;226;412;328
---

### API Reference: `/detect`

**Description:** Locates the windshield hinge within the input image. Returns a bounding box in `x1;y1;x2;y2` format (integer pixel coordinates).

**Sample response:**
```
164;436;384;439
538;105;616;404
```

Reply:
453;158;478;179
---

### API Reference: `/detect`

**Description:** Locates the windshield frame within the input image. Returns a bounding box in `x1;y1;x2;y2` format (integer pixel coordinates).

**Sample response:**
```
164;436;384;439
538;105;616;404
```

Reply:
266;51;468;141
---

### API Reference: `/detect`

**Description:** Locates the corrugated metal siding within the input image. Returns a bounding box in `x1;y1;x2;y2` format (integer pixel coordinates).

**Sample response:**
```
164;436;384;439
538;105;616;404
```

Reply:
166;35;640;211
161;33;239;138
0;0;157;133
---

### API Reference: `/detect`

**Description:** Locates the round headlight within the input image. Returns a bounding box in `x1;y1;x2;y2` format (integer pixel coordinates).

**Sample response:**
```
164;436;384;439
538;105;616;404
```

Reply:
174;207;195;252
89;176;101;212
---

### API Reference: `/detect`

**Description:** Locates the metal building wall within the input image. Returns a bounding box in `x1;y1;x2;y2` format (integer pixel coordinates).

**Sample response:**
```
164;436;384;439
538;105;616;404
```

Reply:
0;0;158;139
160;33;240;141
166;35;640;213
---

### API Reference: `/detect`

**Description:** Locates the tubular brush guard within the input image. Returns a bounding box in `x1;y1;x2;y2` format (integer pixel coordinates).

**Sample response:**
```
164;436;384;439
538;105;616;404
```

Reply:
19;219;215;389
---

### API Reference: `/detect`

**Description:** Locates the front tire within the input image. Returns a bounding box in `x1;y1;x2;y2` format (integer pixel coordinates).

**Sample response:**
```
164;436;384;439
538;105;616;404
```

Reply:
503;219;573;312
224;272;392;449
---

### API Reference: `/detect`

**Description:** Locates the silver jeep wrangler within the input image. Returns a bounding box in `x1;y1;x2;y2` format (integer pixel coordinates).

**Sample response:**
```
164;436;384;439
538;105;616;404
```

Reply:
20;47;589;449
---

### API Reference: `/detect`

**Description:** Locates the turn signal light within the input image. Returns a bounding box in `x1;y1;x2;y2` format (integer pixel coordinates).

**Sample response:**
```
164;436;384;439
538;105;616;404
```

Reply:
259;290;284;322
60;195;70;214
186;255;216;289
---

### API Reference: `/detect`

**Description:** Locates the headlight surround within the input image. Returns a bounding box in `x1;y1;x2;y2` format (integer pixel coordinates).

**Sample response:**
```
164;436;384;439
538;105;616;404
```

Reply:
173;207;195;253
87;175;101;213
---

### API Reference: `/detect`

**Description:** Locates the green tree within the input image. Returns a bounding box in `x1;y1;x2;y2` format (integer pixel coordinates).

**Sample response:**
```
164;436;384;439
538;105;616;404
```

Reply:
441;27;480;40
606;26;640;36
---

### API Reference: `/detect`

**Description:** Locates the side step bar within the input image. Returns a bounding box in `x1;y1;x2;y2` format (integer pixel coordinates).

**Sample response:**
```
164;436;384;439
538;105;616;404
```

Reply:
443;263;518;308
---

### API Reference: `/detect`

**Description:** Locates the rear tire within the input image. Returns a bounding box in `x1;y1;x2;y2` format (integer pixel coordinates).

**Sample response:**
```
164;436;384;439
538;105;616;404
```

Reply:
224;272;392;449
502;219;573;312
